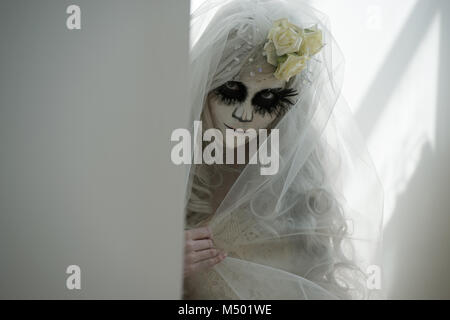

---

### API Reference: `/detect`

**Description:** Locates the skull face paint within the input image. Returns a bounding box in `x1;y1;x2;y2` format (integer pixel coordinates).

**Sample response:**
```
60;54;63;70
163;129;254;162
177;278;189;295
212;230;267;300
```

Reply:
206;59;298;148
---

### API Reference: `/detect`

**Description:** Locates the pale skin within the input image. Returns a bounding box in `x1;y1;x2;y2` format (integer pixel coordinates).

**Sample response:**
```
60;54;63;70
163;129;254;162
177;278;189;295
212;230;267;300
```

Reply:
184;65;290;278
183;226;227;278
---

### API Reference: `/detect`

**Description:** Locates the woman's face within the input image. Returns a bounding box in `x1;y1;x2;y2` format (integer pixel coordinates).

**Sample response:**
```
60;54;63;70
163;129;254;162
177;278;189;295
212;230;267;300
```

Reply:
207;64;297;147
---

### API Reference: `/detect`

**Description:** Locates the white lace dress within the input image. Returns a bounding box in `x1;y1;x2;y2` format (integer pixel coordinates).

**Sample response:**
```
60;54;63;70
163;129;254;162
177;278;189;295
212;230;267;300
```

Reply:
183;205;339;300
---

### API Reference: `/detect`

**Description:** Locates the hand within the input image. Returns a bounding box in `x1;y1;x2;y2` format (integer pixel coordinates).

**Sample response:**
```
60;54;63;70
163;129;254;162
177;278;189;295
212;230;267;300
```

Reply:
183;226;227;278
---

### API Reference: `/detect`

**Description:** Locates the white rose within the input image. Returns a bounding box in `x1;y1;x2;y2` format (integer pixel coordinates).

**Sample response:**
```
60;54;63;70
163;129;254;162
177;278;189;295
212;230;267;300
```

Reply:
274;54;308;82
299;25;323;56
263;40;278;66
267;18;303;56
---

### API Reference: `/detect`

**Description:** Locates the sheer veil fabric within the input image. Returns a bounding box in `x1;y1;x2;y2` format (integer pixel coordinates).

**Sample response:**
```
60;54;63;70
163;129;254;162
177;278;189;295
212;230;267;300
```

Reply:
183;0;383;300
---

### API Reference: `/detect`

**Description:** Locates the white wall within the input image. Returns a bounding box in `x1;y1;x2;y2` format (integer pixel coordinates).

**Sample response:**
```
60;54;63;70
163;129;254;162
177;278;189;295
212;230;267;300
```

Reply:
0;0;190;298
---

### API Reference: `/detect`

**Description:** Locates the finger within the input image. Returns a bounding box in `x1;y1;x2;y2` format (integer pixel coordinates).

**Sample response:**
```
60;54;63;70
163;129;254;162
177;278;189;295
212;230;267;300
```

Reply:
191;252;227;273
192;248;222;263
189;226;212;240
186;238;214;252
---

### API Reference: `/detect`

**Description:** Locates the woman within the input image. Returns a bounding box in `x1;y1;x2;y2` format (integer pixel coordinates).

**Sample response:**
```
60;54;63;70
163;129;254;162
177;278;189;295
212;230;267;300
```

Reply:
182;0;383;299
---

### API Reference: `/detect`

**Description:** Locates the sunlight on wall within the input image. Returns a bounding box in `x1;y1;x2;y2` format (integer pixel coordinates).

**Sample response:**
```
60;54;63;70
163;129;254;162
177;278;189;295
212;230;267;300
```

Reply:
308;0;419;113
369;12;440;227
309;0;439;228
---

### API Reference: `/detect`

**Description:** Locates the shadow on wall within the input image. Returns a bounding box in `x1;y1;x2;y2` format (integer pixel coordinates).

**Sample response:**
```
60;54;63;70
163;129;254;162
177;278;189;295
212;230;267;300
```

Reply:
342;0;450;299
377;0;450;299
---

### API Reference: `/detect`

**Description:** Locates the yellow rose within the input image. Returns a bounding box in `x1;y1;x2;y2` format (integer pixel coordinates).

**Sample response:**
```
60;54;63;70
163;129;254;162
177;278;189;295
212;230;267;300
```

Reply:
267;18;303;56
274;54;308;82
299;25;323;56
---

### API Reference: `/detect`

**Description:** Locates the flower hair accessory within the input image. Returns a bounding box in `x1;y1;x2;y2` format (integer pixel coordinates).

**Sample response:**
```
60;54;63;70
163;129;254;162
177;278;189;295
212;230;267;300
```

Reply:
263;18;324;81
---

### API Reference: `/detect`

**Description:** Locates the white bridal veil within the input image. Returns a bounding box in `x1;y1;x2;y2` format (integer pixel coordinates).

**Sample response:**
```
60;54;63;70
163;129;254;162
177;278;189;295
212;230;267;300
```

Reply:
183;0;383;299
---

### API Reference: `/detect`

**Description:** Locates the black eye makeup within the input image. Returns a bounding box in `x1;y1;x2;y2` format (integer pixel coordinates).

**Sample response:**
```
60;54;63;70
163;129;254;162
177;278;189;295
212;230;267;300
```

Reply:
214;81;247;105
214;81;298;117
252;88;298;117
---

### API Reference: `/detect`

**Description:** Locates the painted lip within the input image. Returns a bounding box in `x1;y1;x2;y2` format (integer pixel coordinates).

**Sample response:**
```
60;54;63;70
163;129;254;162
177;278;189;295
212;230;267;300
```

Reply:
224;123;235;130
224;123;246;132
